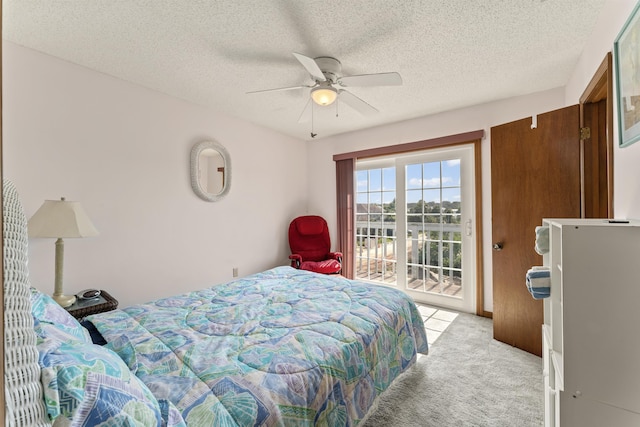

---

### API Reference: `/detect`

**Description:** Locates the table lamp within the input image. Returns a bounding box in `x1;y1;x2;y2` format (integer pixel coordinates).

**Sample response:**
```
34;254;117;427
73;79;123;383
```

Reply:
28;197;99;307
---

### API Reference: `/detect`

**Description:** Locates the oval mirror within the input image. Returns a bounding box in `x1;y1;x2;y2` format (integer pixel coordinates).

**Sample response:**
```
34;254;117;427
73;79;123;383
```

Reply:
190;140;231;202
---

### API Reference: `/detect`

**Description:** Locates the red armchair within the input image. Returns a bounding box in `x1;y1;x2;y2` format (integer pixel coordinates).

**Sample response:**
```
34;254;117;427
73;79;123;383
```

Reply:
288;215;342;274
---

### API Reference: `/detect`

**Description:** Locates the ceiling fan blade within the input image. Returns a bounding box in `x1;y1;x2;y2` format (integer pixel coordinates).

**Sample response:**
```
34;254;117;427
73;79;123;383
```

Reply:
339;90;378;116
246;85;310;94
338;72;402;87
292;52;326;82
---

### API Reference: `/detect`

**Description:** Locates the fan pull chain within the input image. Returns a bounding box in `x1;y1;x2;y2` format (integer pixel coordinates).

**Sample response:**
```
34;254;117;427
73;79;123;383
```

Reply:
310;101;317;138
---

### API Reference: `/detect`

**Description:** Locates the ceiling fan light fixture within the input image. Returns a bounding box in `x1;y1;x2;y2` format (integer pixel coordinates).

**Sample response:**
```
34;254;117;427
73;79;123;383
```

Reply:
311;85;338;106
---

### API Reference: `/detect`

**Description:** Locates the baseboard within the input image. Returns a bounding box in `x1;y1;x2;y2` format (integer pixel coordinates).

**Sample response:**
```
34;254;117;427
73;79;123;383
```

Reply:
482;311;493;319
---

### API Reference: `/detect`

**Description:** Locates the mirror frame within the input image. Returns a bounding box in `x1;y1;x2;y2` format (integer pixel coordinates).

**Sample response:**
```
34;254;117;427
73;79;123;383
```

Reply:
190;140;231;202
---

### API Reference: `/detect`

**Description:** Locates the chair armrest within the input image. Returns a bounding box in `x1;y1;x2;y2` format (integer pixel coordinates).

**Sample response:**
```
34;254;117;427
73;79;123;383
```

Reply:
289;254;302;269
329;252;343;262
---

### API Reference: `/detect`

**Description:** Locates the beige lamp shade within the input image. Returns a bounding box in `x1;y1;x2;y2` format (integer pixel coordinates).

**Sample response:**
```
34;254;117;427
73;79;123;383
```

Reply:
28;198;99;238
27;197;98;307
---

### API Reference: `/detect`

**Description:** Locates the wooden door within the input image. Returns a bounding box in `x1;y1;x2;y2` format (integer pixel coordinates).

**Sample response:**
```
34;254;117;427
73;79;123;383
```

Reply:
491;105;580;356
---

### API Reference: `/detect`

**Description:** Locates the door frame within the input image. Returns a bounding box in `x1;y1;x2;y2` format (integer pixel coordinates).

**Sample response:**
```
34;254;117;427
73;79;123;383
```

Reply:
580;52;614;218
334;130;485;315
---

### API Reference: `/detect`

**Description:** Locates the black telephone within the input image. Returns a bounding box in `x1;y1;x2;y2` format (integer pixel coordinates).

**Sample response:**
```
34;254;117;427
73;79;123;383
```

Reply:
77;289;101;300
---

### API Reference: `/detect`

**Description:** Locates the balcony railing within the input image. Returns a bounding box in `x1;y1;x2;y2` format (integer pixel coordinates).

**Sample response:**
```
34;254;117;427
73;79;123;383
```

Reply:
355;221;462;297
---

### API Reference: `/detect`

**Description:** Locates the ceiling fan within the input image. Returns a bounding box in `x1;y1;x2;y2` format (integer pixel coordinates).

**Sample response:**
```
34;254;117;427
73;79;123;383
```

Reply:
247;52;403;118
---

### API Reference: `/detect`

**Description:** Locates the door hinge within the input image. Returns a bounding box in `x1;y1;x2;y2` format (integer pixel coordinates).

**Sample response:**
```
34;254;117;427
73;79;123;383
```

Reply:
580;127;591;140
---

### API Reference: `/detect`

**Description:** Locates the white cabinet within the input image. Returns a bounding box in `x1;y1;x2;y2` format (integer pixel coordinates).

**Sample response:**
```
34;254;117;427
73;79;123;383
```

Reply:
542;219;640;426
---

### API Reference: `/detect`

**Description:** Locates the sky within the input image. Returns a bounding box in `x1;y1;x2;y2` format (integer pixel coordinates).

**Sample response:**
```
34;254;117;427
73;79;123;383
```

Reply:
357;159;461;206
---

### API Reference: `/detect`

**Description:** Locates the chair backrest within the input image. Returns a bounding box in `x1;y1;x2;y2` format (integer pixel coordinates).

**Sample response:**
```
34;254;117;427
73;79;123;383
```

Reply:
288;215;332;262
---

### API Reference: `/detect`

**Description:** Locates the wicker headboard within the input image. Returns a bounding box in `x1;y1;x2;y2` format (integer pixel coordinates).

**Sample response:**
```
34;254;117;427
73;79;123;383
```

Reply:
3;180;51;426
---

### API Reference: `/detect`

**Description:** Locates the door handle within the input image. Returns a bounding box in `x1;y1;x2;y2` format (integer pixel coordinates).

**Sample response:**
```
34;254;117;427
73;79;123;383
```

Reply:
493;242;503;251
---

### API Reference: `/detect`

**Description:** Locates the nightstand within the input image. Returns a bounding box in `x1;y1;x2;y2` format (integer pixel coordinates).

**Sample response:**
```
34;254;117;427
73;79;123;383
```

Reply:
65;290;118;320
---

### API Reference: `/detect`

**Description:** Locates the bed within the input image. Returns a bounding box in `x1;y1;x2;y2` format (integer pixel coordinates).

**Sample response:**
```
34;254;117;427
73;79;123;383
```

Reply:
3;180;428;426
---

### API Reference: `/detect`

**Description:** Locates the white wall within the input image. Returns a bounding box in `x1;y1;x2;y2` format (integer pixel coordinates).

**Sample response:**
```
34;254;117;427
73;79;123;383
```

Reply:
5;0;638;313
307;0;640;313
564;0;640;219
307;88;566;313
3;41;309;307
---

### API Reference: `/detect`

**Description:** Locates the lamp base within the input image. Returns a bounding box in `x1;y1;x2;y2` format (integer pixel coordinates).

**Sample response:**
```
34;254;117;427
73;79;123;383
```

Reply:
53;294;76;308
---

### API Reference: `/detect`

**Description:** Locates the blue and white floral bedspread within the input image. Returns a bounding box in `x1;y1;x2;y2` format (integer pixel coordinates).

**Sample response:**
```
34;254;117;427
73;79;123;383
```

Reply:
88;266;428;426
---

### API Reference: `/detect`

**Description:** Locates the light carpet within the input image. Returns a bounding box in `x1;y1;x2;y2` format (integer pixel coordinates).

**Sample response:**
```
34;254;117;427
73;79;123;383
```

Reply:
363;313;544;426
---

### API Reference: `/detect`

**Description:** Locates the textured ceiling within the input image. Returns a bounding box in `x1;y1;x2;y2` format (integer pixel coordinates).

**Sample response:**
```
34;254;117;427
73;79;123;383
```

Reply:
3;0;607;141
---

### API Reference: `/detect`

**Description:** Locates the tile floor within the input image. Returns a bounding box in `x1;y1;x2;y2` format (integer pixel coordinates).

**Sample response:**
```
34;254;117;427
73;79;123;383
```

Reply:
415;303;459;346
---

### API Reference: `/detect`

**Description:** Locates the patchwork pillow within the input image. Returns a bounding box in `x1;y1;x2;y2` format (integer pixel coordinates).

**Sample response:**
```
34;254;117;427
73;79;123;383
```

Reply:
30;287;91;343
37;335;186;426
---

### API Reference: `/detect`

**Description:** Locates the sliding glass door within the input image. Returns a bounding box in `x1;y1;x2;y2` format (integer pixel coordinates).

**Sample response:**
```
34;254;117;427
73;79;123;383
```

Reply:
356;144;476;312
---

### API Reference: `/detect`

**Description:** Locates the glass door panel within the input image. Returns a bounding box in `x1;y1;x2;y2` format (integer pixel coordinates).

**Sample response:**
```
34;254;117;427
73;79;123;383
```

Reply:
356;144;475;312
355;167;397;284
405;159;462;298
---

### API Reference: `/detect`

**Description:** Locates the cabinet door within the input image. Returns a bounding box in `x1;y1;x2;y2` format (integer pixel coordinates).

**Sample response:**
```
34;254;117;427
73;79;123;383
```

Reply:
562;225;640;415
561;394;640;427
543;328;556;427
